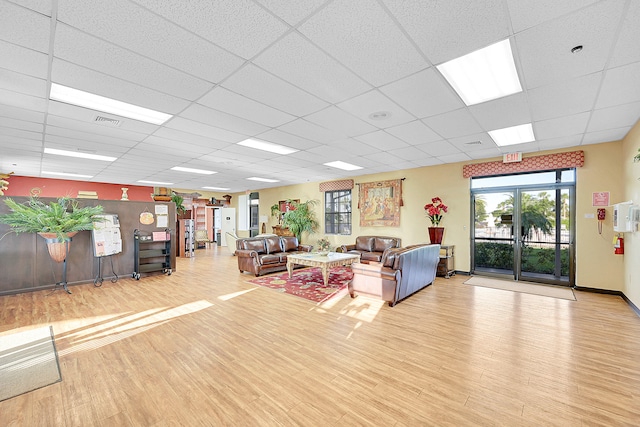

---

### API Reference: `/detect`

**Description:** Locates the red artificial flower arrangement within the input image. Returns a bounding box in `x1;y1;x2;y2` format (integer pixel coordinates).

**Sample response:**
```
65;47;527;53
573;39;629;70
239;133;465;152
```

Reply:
424;197;448;227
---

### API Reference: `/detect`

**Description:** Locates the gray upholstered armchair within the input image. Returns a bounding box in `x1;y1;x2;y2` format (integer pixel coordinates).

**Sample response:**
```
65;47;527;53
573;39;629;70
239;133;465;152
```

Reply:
349;244;440;306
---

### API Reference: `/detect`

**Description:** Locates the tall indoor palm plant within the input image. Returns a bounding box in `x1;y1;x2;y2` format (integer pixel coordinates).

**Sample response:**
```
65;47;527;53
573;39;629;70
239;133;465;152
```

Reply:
281;199;319;242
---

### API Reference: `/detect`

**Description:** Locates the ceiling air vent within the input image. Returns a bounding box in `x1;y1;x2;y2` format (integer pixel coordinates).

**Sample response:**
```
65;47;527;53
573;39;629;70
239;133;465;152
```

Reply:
465;141;482;145
94;115;121;127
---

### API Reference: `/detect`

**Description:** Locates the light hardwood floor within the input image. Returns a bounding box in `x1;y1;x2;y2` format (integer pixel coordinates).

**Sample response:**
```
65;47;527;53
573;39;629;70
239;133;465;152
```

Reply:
1;246;640;426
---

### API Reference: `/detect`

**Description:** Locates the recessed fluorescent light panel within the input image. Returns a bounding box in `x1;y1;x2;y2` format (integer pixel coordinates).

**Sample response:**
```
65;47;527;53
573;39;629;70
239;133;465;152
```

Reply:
170;166;216;175
488;123;535;147
324;161;363;171
202;186;230;191
437;39;522;106
50;83;173;125
237;139;298;155
246;177;280;183
137;180;174;185
42;171;93;178
44;148;117;162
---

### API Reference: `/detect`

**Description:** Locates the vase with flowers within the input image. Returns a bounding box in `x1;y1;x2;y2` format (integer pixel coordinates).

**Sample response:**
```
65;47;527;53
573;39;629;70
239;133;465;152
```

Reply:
424;197;448;244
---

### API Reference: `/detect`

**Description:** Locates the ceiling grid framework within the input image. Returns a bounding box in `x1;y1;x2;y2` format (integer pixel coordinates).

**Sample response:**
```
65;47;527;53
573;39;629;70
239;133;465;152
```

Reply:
0;0;638;192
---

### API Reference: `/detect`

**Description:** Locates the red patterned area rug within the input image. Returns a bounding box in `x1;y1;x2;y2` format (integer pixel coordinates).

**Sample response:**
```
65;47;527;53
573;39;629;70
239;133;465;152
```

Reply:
248;267;353;303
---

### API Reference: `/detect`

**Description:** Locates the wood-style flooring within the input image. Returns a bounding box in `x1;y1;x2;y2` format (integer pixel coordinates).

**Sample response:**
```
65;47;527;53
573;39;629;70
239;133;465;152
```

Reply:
1;246;640;426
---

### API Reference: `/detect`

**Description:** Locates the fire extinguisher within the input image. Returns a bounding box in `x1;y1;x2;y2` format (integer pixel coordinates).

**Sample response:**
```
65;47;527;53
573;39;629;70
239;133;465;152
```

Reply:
614;234;624;255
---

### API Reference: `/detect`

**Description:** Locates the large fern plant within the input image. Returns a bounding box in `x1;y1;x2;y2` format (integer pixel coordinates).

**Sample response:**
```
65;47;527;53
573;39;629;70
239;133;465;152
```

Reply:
0;196;104;241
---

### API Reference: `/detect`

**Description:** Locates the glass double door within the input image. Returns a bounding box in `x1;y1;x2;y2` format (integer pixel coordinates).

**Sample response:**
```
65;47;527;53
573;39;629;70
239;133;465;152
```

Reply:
472;186;574;286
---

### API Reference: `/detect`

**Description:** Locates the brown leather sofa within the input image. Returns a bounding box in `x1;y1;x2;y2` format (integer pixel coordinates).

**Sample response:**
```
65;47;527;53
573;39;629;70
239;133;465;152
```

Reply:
340;236;401;263
235;235;313;276
349;244;440;306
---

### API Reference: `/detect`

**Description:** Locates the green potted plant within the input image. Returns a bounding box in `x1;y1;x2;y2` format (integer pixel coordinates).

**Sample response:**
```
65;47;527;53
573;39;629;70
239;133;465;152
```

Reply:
0;196;104;262
281;199;319;242
171;193;186;216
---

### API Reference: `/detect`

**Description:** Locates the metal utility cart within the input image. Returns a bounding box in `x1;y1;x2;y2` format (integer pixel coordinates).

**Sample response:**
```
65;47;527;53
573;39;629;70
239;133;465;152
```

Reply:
133;229;172;280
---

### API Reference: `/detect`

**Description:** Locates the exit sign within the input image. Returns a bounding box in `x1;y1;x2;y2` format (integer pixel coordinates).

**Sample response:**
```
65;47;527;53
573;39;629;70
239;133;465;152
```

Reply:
503;152;522;163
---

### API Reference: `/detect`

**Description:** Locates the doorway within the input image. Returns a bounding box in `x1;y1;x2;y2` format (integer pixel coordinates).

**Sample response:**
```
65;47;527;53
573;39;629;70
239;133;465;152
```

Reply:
471;170;575;286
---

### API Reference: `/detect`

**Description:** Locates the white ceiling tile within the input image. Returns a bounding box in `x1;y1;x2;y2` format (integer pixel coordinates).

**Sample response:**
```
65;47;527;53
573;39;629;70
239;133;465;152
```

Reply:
386;120;441;145
305;106;376;137
386;146;434;162
151;128;232;150
222;64;328;116
53;25;214;101
47;101;159;135
587;101;640;133
0;126;42;142
0;104;45;124
537;134;584;151
507;0;600;33
465;147;503;160
337;90;415;128
179;103;268;136
0;136;42;149
534;112;590;140
469;93;531;131
529;72;602;121
133;0;288;59
0;88;47;112
379;68;463;119
253;32;371;104
0;68;46;98
581;127;631;145
412;157;445;167
165;117;246;143
255;0;326;25
0;116;43;133
299;0;426;86
323;138;375;157
0;1;50;52
437;153;472;163
51;59;190;115
596;62;640;109
143;136;217;155
447;133;497;153
354;130;409;151
0;40;48;79
516;0;625;89
422;109;482;139
57;0;244;82
199;87;295;128
255;129;320;151
609;1;640;68
383;0;510;64
277;118;345;143
361;151;404;165
415;141;461;157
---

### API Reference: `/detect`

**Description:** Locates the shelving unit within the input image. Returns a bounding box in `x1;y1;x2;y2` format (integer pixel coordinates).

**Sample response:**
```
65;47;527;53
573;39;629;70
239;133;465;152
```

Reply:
133;229;172;280
437;245;455;278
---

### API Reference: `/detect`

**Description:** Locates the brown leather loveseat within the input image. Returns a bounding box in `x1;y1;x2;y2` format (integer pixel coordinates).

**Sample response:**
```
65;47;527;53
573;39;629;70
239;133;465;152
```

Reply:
235;235;312;276
340;236;401;263
349;244;440;306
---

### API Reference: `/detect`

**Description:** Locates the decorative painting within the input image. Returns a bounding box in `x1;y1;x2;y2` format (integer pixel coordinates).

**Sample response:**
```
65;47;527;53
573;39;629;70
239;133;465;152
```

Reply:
358;179;402;227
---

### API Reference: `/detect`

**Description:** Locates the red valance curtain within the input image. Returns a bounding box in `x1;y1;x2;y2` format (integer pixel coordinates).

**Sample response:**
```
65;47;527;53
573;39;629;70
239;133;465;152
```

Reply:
462;151;585;178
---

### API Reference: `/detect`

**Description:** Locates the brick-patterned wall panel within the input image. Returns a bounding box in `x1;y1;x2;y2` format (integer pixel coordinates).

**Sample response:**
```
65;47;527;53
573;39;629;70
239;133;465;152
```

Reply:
463;151;585;178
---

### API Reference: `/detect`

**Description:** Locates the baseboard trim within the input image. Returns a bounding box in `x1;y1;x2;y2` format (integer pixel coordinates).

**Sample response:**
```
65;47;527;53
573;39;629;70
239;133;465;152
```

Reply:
573;286;640;318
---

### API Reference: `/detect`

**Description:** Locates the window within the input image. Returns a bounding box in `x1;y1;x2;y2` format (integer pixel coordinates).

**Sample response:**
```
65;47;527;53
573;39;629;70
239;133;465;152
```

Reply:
325;190;351;235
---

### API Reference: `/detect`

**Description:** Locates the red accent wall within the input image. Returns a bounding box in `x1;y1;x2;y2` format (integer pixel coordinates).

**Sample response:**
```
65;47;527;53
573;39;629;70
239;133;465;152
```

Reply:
2;176;154;202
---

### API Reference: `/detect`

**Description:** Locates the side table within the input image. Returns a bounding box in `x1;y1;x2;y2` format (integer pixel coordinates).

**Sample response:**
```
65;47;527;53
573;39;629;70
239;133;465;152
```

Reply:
437;245;455;278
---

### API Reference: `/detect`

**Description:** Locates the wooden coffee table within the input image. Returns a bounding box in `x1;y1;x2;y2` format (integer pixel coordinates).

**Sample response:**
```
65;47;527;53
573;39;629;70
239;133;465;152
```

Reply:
286;253;361;287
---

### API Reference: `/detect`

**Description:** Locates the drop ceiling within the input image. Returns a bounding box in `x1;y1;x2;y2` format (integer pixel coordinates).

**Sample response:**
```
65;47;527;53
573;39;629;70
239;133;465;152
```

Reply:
1;0;639;192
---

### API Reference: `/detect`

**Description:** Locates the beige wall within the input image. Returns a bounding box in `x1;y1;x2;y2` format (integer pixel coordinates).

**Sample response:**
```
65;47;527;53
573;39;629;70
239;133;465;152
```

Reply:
250;143;632;290
622;120;640;308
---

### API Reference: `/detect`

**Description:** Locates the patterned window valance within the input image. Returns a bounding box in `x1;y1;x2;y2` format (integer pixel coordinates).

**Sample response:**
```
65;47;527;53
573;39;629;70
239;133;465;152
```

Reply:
319;179;354;192
462;151;585;178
